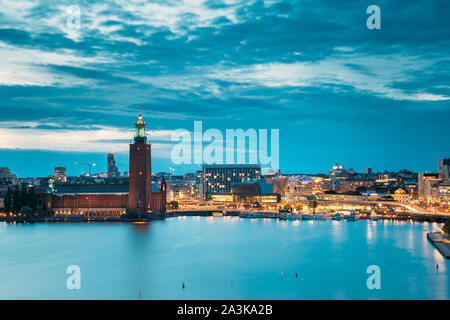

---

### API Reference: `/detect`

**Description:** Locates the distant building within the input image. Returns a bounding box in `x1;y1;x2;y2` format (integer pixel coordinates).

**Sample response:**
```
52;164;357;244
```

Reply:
418;173;442;202
289;176;333;196
166;179;193;201
192;170;203;198
0;167;17;183
393;188;408;203
404;183;418;199
333;177;375;194
54;167;67;182
0;184;8;209
202;164;261;198
184;173;195;180
438;182;450;204
206;177;286;203
438;158;450;181
317;193;369;202
329;164;348;184
228;178;286;203
107;152;119;178
365;167;372;174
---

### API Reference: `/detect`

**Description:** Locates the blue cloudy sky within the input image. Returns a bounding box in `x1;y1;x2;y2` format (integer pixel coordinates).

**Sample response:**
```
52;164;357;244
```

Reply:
0;0;449;177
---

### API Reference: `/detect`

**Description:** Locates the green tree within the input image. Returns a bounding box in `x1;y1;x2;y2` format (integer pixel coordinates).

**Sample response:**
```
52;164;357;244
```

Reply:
12;185;20;213
443;221;450;234
308;200;318;214
20;206;34;219
4;187;12;213
27;187;37;211
282;203;292;212
167;201;179;210
20;183;27;208
294;203;303;212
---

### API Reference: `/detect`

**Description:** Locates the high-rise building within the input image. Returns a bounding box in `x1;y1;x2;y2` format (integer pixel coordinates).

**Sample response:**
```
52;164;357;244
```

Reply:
329;164;348;183
107;152;119;178
202;164;261;198
438;182;450;204
128;113;153;214
54;167;67;182
418;173;442;202
438;158;450;181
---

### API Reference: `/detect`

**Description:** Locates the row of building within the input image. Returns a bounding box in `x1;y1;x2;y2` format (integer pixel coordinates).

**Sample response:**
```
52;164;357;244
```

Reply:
161;160;450;209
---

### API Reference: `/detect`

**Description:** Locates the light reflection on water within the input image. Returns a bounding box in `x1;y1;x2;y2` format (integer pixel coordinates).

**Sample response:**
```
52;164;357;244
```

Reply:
0;217;448;300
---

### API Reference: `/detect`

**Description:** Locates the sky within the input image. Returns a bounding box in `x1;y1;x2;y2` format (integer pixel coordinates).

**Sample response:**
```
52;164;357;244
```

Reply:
0;0;449;177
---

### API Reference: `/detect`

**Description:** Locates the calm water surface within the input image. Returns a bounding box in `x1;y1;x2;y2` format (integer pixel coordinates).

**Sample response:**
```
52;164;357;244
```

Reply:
0;217;448;299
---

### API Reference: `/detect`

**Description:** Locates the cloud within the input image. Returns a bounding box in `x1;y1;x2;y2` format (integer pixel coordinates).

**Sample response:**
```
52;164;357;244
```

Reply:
0;0;449;176
207;54;450;102
0;120;176;156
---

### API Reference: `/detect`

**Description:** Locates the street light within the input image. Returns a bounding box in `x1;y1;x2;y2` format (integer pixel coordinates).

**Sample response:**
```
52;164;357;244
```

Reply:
74;161;97;177
88;162;97;176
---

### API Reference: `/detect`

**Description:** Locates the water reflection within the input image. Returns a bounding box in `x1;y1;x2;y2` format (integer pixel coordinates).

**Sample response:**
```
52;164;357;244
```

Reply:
366;221;374;244
131;221;151;234
331;220;346;245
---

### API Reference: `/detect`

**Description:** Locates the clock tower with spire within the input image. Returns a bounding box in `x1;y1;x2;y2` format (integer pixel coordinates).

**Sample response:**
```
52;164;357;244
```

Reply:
128;113;152;215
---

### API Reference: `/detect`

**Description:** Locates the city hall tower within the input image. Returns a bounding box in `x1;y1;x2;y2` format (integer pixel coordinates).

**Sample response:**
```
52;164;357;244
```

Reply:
128;113;152;214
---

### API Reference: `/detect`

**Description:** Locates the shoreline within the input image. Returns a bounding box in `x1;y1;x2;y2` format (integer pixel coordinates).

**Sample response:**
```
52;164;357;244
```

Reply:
1;211;449;224
427;232;450;259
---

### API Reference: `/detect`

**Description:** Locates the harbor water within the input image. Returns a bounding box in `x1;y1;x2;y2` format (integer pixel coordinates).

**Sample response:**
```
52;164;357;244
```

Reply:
0;217;448;299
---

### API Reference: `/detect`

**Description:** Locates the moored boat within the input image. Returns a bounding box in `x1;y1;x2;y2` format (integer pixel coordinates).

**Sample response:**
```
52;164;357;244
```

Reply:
239;212;252;218
332;213;345;220
346;212;360;221
301;214;314;220
313;212;329;220
370;212;379;221
279;214;301;220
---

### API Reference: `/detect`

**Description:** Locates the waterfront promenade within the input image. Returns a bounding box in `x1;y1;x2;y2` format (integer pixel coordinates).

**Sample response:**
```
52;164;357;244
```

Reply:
427;232;450;259
1;208;449;223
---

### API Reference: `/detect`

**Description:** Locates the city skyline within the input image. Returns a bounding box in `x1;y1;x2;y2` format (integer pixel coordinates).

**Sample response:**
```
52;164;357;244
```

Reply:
1;147;449;178
0;0;449;177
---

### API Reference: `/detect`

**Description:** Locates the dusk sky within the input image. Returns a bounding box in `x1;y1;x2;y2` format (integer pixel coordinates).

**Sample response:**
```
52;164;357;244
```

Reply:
0;0;449;177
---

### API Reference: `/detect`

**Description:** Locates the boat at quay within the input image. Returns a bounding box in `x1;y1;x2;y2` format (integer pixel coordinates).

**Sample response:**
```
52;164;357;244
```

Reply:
332;213;345;221
239;212;278;219
313;213;329;220
346;212;361;221
301;214;315;220
279;214;302;220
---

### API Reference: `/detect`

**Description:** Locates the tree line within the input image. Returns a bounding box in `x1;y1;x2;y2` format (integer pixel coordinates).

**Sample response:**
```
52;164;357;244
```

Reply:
3;184;38;214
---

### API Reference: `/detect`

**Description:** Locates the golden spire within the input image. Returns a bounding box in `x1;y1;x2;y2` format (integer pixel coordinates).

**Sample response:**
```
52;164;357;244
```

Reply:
137;112;144;125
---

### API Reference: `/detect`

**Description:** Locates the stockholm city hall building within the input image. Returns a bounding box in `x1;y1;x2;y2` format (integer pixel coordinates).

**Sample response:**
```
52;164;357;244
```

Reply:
41;114;166;218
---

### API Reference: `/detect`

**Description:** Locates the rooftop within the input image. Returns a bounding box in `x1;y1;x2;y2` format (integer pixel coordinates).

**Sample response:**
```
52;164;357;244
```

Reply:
203;164;261;169
50;183;162;194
